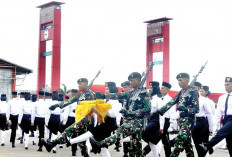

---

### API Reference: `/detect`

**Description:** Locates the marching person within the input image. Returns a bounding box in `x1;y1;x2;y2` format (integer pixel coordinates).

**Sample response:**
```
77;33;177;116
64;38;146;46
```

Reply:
199;77;232;156
192;82;214;157
0;94;10;146
151;73;199;157
8;92;20;148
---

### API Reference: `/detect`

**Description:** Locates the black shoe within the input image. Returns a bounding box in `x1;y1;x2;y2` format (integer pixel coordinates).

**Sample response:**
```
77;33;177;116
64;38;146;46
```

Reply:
37;147;42;152
1;143;5;146
33;141;36;145
64;133;71;147
52;150;56;153
89;137;106;154
123;154;129;157
20;139;23;144
12;143;15;148
72;151;76;156
142;144;151;156
25;147;28;150
59;145;63;148
198;143;208;156
41;138;57;152
17;137;21;140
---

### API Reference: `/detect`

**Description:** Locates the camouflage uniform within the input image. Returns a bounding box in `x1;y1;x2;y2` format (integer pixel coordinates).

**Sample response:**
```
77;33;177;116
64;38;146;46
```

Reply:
152;86;199;157
52;90;95;157
95;88;151;157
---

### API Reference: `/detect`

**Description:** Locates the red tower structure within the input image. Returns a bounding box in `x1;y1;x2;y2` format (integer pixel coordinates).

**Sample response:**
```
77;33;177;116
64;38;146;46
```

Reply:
37;1;64;92
144;17;172;88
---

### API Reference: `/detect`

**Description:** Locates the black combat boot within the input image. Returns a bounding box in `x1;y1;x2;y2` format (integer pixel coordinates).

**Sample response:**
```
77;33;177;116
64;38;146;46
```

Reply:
89;137;107;154
142;144;151;156
41;138;58;152
198;143;214;156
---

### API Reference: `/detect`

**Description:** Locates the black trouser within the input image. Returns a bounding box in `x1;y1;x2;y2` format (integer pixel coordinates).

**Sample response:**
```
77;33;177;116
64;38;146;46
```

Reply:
21;114;31;134
34;117;45;146
207;115;232;156
161;117;171;157
66;116;77;153
192;117;209;157
48;114;60;135
0;114;7;131
10;115;18;143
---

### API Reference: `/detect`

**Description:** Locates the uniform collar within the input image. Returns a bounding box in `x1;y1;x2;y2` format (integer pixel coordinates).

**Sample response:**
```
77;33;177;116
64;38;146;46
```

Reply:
181;85;189;93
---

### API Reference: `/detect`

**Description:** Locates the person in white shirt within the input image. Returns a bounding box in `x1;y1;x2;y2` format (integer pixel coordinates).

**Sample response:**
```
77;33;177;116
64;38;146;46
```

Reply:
200;77;232;156
8;92;20;148
0;94;10;146
17;92;25;144
18;92;33;150
159;82;174;157
142;81;163;157
192;82;214;157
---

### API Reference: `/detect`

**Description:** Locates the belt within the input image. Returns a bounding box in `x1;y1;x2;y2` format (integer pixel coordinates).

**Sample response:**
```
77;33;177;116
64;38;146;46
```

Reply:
196;116;206;120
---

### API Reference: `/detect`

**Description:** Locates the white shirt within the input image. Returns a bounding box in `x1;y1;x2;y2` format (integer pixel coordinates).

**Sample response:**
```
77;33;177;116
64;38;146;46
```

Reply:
106;99;122;125
206;97;216;115
31;99;50;123
18;100;34;123
196;96;214;132
159;94;174;130
214;93;232;132
0;101;10;121
150;95;164;130
45;99;60;125
8;98;21;117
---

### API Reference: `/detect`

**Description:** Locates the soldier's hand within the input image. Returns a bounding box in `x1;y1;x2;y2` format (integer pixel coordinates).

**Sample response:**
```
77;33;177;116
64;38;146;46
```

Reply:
31;123;34;126
159;129;163;134
95;92;105;99
49;104;60;111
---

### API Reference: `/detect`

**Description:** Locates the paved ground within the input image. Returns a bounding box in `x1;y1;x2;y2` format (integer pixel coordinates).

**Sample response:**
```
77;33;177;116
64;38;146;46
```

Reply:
0;130;229;157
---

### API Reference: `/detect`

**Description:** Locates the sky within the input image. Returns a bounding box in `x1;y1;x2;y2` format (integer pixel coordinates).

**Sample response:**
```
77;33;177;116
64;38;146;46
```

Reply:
0;0;232;93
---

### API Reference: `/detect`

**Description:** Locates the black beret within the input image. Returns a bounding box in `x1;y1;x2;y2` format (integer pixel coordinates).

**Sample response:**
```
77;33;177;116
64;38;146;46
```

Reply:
162;82;172;89
1;94;6;101
194;82;202;88
201;85;209;91
12;92;17;95
45;92;50;96
32;94;37;102
39;91;44;96
149;81;160;87
225;77;232;82
128;72;142;80
65;96;69;100
24;93;31;100
58;94;63;101
77;78;88;84
1;94;6;97
71;89;78;93
121;81;130;87
176;73;190;80
20;92;25;95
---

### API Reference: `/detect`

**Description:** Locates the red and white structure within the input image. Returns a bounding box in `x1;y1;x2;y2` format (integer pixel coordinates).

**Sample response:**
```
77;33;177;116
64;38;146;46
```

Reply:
37;1;64;92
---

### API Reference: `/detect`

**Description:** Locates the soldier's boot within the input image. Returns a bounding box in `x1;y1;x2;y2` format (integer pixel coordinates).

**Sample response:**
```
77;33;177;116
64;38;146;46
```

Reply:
198;143;214;155
89;137;107;154
114;137;121;152
142;144;151;156
41;138;58;152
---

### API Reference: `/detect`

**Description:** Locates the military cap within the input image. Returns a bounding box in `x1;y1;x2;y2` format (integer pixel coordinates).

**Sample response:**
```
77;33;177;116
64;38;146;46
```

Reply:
65;96;69;100
225;77;232;82
77;78;88;84
45;92;51;96
39;91;44;96
58;94;63;101
128;72;142;80
32;94;37;102
105;82;118;93
24;93;31;100
149;81;160;87
71;89;78;93
12;92;17;95
121;81;130;87
1;94;6;101
53;91;58;94
176;73;190;80
20;92;25;95
162;82;172;89
194;82;202;88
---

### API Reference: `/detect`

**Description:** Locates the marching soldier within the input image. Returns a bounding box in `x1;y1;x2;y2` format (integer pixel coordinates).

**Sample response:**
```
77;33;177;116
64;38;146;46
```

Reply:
151;73;199;157
90;72;151;157
31;91;48;152
0;94;10;146
199;77;232;156
192;82;214;157
8;92;20;148
18;92;33;150
42;78;95;157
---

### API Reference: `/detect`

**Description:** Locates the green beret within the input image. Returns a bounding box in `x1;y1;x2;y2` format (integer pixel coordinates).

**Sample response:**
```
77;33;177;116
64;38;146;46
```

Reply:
121;81;130;87
77;78;88;84
128;72;142;80
176;73;190;80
